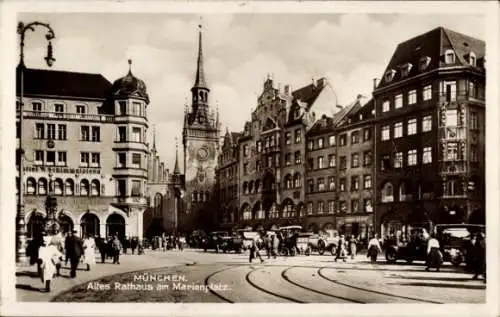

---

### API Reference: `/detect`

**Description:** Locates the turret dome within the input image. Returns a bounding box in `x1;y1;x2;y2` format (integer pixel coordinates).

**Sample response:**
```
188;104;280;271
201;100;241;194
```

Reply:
111;60;149;104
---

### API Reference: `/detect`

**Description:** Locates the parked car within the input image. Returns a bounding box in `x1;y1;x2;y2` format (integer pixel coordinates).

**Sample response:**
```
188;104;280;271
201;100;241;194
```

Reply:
296;232;314;255
202;231;229;252
278;225;302;256
385;227;429;264
220;234;243;253
235;229;260;251
307;230;340;256
435;224;485;269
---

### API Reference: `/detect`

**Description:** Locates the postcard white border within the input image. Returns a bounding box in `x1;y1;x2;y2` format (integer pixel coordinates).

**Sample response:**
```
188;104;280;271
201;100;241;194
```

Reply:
1;1;499;317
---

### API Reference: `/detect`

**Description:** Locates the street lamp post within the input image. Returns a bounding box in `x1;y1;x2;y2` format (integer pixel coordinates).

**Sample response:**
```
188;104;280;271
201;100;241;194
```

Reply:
16;21;56;264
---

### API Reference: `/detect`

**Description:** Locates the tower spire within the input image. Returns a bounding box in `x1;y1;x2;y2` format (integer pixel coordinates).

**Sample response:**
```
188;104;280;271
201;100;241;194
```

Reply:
174;137;180;175
193;19;208;89
128;59;132;75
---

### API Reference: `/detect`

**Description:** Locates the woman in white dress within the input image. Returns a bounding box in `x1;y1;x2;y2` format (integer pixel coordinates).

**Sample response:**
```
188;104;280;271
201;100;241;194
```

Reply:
82;234;96;271
38;231;63;292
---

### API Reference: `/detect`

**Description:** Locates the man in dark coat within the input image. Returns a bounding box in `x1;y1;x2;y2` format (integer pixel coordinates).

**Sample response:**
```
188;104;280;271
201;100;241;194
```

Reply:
111;236;122;264
64;230;84;278
130;237;138;254
96;236;107;263
472;232;486;282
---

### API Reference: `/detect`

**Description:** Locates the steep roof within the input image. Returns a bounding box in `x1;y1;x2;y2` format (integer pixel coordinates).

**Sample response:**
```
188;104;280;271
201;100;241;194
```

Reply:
291;78;326;110
16;67;112;99
377;26;485;89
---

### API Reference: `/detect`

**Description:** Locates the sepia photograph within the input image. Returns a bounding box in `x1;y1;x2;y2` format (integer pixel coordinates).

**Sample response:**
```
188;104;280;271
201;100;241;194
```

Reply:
0;1;499;317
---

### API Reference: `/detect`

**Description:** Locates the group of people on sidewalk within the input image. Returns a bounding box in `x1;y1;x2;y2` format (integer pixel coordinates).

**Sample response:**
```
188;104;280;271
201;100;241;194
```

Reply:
150;234;186;252
30;230;127;292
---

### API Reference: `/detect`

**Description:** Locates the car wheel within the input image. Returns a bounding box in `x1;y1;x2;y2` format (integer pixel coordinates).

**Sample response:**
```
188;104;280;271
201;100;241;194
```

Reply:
318;241;325;255
385;250;397;263
330;245;337;256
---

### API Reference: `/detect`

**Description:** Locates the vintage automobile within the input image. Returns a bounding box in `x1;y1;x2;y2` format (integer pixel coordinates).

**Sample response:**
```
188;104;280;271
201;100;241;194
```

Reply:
235;229;260;251
306;230;340;256
385;227;430;264
202;231;229;253
277;225;302;256
435;224;485;269
296;232;314;255
220;234;244;253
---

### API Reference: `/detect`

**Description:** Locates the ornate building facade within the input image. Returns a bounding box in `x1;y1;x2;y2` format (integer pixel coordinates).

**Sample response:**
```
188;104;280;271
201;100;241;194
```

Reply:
373;27;485;238
16;61;151;241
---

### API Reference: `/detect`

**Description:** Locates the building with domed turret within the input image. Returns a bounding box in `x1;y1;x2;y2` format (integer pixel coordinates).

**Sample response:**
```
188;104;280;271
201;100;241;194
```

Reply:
16;61;154;243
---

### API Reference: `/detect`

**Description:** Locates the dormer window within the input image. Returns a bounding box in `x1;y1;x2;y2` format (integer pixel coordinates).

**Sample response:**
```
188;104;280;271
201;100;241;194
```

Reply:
419;56;431;71
468;52;476;67
445;49;455;64
384;69;396;82
400;63;413;77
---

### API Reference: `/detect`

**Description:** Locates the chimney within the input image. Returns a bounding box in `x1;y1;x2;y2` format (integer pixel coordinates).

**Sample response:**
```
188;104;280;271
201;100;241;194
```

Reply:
373;78;379;90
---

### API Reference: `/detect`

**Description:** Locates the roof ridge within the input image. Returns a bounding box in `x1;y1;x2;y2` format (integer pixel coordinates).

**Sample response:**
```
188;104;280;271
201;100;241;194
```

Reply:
22;67;106;77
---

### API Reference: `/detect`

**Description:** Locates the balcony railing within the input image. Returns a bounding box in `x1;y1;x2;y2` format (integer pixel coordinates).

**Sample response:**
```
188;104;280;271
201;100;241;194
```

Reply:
439;161;467;174
20;110;115;122
439;127;466;140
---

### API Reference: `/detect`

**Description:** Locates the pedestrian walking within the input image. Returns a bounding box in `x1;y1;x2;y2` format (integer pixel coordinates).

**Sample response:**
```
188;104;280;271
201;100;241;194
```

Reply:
349;235;358;260
64;229;84;278
264;234;272;259
472;232;486;282
131;237;138;254
249;237;264;263
96;236;107;263
335;235;348;262
112;235;122;264
49;231;65;276
123;237;129;255
38;231;63;292
367;234;382;263
82;234;96;271
271;234;279;259
425;234;442;272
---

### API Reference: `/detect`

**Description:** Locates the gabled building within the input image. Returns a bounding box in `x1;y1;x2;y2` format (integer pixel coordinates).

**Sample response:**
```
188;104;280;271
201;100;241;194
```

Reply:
373;27;485;238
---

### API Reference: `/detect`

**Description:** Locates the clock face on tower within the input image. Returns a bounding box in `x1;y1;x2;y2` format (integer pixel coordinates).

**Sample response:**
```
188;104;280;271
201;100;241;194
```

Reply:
197;147;209;161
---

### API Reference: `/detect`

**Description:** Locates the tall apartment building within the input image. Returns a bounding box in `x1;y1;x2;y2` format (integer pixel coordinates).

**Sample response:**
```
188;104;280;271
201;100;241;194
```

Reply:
373;27;485;238
16;62;151;241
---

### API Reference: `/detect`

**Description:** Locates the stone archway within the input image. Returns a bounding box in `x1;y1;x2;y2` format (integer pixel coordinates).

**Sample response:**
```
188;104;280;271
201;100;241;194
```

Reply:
58;213;74;235
106;213;126;241
27;211;45;239
81;212;100;238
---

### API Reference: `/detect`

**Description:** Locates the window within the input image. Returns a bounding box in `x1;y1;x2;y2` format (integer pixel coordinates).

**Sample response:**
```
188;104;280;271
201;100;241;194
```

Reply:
307;158;314;170
328;154;336;168
393;122;403;138
294;151;302;164
81;126;90;141
328;135;336;146
364;199;373;213
34;150;44;164
339;134;347;146
46;151;55;166
275;154;280;167
317;178;325;192
308;140;314;150
408;90;417;105
32;102;42;112
283;202;294;218
328;176;335;191
91;180;100;196
26;178;36;194
117;179;126;197
256;141;262;153
363;175;372;189
80;152;89;167
339;178;346;192
471;145;478;162
317;156;324;169
445;110;458;127
131;180;141;197
132;127;141;142
469;81;476;98
65;179;74;195
37;178;47;195
401;63;412;77
339;201;347;213
118;101;127;116
395;94;403;109
243;145;249;157
446;142;458;161
381;155;391;171
90;153;100;167
270;135;276;147
35;123;44;139
443;81;457;102
57;151;67;165
132;102;141;116
407;149;417;166
285;132;291;145
294;173;302;188
117;153;126;168
351;153;360;168
422;116;432;132
351;176;359;192
385;69;396;82
80;179;89;196
76;105;86;115
89;126;100;142
419;56;431;71
423;84;432;101
118;127;127;142
284;175;292;189
307;202;313;215
285;153;292;166
328;201;335;214
351;200;359;213
445;50;455;64
243;163;248;174
307;179;314;193
394;152;403;168
47;124;56;139
54;104;64;114
363;128;371;141
294;129;301;143
351;131;360;144
382;100;390;112
317;201;324;214
381;125;390;141
407;118;417;135
339;156;347;170
423;147;432;164
381;182;394;202
57;124;67;140
446;178;462;196
363;151;372;166
318;137;324;149
469;52;476;67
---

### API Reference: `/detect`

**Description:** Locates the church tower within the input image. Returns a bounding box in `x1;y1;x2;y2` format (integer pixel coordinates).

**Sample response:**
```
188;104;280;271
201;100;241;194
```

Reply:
182;23;220;232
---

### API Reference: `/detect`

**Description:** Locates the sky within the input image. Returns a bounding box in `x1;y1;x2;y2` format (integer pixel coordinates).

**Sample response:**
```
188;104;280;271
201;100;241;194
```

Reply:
18;13;485;172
